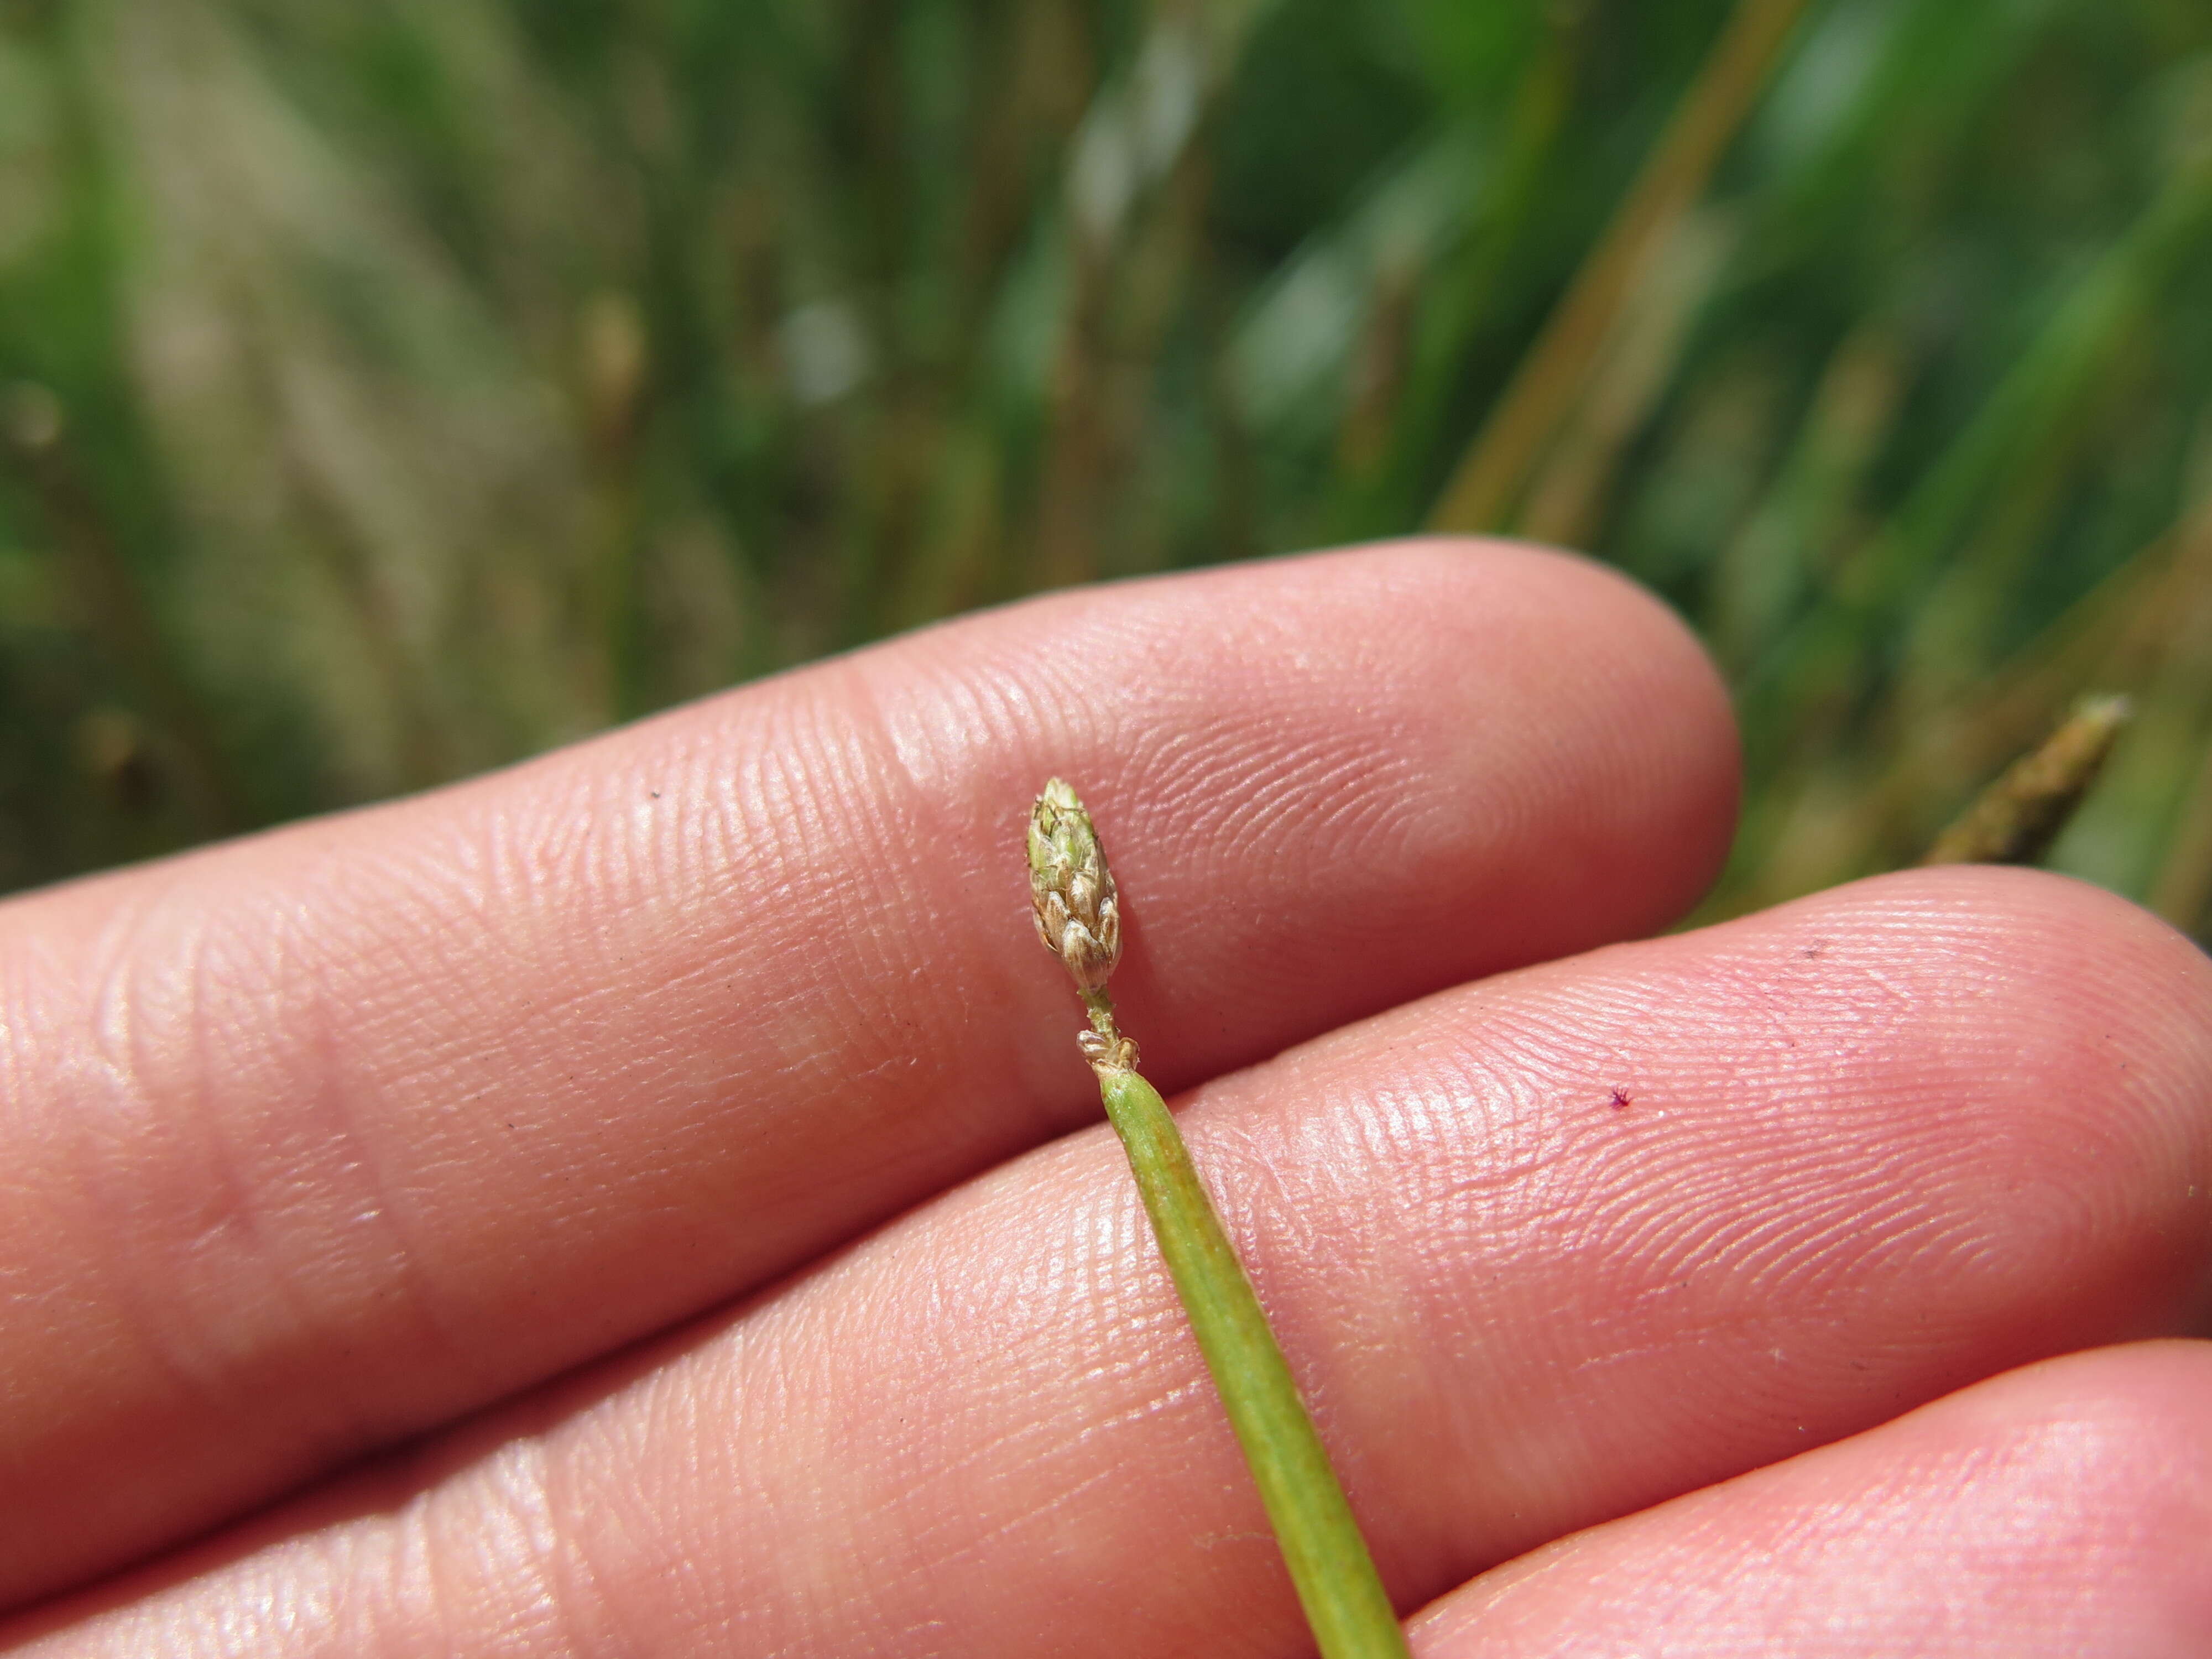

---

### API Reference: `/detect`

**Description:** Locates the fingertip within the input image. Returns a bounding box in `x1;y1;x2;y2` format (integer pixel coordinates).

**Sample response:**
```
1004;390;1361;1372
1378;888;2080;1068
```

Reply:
1795;865;2212;1213
1405;537;1741;942
1412;1340;2212;1658
847;536;1744;1081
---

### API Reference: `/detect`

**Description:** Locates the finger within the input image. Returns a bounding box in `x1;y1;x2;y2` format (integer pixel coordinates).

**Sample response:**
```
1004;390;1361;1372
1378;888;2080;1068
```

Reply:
17;868;2210;1657
0;540;1736;1606
1409;1340;2212;1656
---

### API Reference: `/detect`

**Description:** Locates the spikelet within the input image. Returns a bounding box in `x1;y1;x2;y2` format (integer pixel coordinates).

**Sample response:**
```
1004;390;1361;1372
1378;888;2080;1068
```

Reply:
1027;779;1122;992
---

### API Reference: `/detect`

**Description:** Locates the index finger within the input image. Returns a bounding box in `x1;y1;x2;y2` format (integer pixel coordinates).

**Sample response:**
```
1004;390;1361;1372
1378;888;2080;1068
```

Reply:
0;539;1736;1607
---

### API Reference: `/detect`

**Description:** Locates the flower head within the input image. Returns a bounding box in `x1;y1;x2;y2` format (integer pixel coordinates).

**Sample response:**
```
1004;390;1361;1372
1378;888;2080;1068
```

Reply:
1028;779;1121;991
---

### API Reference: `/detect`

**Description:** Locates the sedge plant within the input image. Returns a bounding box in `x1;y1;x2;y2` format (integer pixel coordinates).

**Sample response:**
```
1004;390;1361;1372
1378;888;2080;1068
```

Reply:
1026;779;1411;1659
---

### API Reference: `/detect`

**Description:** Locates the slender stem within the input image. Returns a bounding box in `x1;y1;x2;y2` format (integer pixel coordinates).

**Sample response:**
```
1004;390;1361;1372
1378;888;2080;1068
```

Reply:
1028;777;1405;1655
1094;1060;1410;1659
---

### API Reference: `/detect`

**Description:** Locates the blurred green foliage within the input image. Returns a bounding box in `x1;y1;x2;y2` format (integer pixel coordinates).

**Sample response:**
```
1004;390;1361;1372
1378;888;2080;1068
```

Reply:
3;0;2212;933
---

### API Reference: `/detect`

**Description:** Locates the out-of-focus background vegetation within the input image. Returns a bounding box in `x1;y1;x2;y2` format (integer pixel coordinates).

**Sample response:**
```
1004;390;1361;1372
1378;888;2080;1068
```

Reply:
3;0;2211;931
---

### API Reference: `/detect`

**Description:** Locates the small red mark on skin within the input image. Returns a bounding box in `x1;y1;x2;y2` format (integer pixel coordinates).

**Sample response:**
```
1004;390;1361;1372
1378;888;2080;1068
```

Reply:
1608;1088;1632;1110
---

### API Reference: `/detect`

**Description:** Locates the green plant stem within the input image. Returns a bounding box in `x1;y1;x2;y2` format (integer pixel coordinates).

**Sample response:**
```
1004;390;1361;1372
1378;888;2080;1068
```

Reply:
1092;1058;1410;1659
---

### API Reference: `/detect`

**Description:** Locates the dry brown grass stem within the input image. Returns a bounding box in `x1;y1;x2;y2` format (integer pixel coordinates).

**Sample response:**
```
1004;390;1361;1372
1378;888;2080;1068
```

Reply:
1919;694;2132;867
1427;0;1810;534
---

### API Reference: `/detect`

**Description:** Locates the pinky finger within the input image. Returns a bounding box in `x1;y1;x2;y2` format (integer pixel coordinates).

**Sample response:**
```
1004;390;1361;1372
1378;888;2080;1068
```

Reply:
1412;1340;2212;1658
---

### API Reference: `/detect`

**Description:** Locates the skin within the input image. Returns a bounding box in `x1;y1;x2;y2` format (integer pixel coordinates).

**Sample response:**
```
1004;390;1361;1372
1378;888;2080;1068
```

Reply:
0;539;2206;1656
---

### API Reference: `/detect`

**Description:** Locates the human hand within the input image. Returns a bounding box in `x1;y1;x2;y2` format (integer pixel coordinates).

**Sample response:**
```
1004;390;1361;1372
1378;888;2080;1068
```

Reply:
2;542;2207;1656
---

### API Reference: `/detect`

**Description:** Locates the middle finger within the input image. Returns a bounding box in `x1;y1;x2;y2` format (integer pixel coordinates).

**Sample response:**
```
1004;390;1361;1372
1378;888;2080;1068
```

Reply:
27;865;2212;1657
